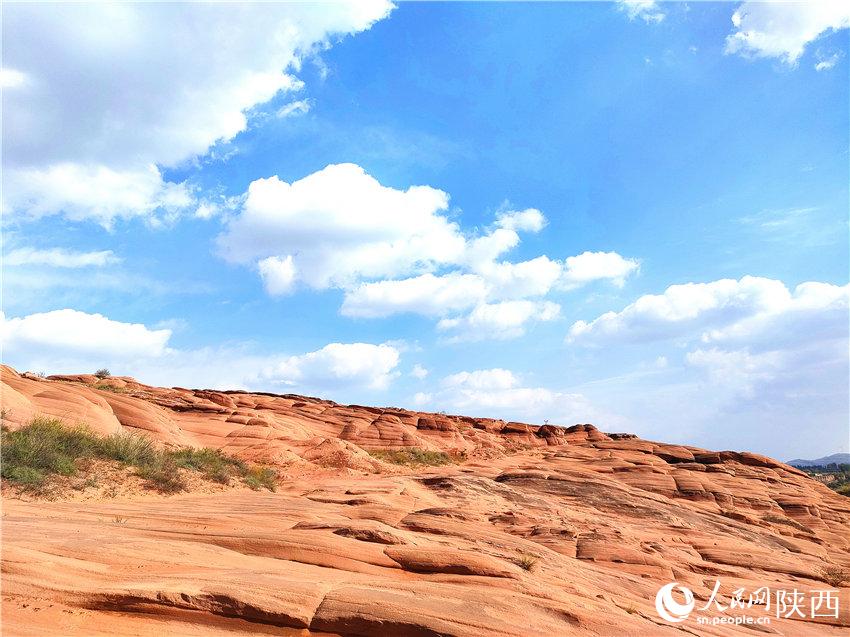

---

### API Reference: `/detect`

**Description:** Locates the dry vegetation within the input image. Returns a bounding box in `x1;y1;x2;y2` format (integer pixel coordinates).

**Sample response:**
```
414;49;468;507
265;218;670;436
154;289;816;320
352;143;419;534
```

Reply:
1;416;277;495
368;448;458;466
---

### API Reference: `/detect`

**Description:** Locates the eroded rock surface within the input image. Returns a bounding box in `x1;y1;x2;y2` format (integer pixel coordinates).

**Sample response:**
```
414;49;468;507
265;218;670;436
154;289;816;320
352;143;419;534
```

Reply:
2;365;849;636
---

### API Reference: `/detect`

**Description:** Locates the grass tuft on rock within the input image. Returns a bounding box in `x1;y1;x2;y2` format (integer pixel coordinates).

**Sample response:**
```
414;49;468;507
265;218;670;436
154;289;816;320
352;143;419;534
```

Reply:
170;447;247;484
1;417;277;495
135;457;188;493
514;553;538;571
368;448;455;467
244;465;278;491
94;384;130;394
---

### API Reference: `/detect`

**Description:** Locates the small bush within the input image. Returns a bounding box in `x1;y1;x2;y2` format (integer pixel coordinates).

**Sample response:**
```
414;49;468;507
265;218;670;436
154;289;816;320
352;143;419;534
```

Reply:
244;465;278;491
369;448;454;466
1;417;99;481
171;447;247;484
514;553;537;571
823;566;849;587
94;383;129;394
136;458;187;493
98;431;157;465
3;466;47;489
94;369;111;379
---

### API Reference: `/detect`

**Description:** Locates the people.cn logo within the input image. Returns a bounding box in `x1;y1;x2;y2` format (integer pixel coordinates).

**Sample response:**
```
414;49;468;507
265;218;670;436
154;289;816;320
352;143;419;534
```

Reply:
655;583;695;623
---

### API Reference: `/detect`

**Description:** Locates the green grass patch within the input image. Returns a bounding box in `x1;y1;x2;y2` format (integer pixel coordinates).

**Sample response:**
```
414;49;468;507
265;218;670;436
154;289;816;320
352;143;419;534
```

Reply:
94;384;130;394
99;431;158;465
244;465;278;491
135;457;188;493
170;447;247;484
1;417;277;494
368;448;455;467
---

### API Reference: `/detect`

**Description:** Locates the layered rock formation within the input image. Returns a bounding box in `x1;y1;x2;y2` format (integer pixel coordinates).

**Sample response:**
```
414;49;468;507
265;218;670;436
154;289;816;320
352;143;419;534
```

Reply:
2;365;849;635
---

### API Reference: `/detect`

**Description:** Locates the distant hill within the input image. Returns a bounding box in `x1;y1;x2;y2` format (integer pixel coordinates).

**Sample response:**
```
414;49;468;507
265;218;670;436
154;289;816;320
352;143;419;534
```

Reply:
787;453;850;468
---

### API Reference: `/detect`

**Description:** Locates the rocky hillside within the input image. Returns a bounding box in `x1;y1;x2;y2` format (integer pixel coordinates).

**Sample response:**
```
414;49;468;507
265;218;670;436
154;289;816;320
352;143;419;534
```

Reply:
2;365;849;635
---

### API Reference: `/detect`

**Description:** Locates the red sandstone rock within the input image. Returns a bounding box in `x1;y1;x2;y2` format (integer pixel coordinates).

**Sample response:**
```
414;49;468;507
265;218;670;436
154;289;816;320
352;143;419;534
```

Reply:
1;364;849;636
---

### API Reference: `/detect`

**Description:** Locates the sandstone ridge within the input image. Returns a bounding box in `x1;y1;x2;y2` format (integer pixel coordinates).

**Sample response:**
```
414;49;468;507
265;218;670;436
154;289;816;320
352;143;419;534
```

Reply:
2;365;849;636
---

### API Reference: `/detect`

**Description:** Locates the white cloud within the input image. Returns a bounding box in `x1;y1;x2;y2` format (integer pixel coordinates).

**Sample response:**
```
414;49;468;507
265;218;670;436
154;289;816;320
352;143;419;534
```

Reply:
437;300;560;342
276;99;312;118
218;163;463;289
0;67;27;88
494;208;546;232
2;163;194;228
440;368;560;412
258;342;400;391
4;247;120;268
410;364;429;379
0;308;402;394
560;276;849;458
342;256;565;320
617;0;665;24
815;49;842;71
2;2;393;225
725;1;850;65
0;309;172;360
443;368;519;391
568;276;849;437
341;273;487;318
427;367;612;426
462;228;523;269
476;256;564;299
560;251;640;290
567;276;801;344
221;163;638;339
258;256;297;296
685;347;783;397
412;391;432;405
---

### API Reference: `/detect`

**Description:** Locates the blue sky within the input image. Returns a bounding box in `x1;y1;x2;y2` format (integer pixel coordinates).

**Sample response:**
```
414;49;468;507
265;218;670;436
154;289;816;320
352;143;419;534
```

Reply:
2;1;848;460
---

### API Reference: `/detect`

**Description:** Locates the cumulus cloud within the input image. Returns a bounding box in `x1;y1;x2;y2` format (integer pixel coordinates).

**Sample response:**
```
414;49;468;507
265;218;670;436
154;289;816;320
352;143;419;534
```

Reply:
0;309;172;360
617;0;665;24
2;2;393;225
437;300;560;342
494;208;546;232
258;342;400;390
258;256;297;296
0;308;401;394
567;276;849;444
417;367;613;426
567;276;846;345
341;273;488;318
4;247;120;268
815;49;843;71
221;163;638;339
560;251;640;290
725;1;850;65
2;163;195;228
685;347;783;397
218;163;463;289
410;364;429;379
